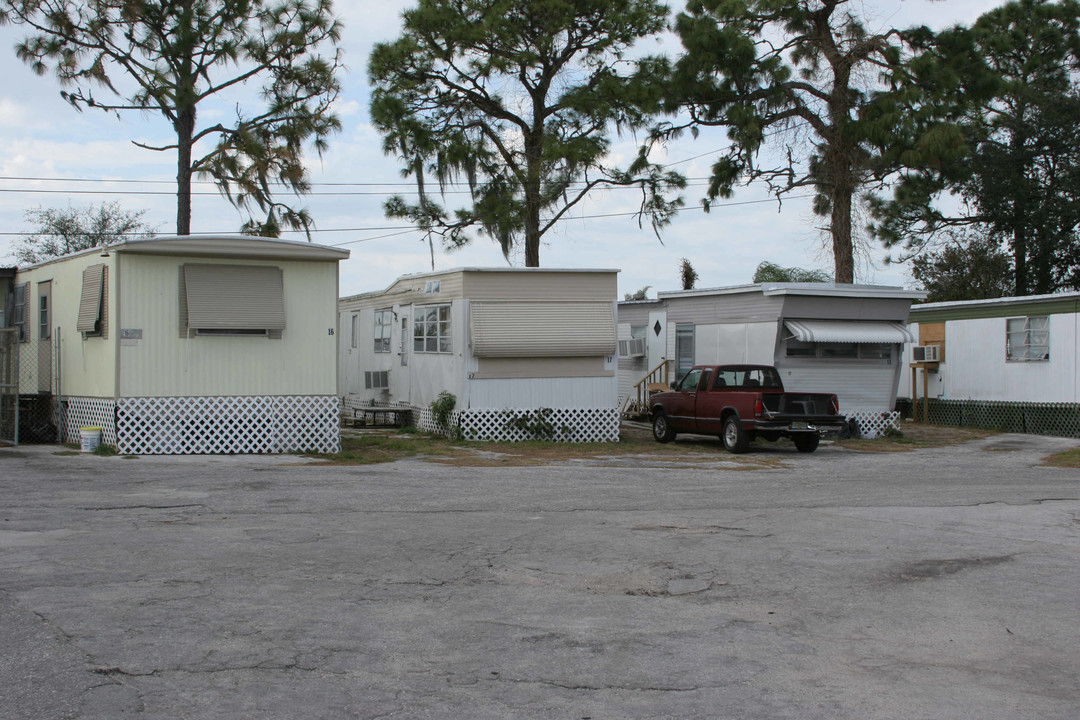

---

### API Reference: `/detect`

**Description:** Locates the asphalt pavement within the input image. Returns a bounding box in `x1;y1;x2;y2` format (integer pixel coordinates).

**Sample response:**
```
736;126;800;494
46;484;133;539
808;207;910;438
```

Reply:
1;432;1078;719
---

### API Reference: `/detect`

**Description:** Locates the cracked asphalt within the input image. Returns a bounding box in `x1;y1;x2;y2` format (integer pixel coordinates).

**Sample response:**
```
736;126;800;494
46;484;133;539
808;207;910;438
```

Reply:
1;432;1078;719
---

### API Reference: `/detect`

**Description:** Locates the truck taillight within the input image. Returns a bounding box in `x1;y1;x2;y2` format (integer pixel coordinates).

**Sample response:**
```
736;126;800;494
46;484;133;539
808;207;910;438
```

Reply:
754;399;764;417
830;395;839;415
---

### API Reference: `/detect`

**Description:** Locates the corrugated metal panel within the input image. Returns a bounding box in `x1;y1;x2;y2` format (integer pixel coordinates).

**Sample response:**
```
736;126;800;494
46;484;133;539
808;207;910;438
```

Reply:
470;301;615;357
464;271;616;300
77;264;105;333
785;320;914;343
778;362;900;412
778;295;915;321
183;264;285;330
664;293;784;324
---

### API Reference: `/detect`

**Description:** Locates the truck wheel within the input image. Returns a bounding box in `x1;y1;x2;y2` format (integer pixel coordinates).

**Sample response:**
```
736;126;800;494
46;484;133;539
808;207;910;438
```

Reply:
722;416;749;454
652;412;676;443
793;434;820;453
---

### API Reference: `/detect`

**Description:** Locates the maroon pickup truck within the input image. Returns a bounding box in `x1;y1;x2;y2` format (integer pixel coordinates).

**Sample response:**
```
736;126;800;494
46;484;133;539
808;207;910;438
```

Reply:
649;365;844;453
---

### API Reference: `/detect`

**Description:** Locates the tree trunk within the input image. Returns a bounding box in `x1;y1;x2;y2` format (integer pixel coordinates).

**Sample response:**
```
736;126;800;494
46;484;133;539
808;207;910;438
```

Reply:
523;130;542;267
175;106;195;236
831;180;854;284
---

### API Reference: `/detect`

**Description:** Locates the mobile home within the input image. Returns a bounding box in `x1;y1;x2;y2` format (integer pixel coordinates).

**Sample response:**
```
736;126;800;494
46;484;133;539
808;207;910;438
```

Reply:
618;283;925;436
4;235;347;453
339;268;620;441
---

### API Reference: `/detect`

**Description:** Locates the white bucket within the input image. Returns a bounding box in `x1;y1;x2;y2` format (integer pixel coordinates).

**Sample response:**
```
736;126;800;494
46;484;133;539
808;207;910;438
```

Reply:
79;427;102;453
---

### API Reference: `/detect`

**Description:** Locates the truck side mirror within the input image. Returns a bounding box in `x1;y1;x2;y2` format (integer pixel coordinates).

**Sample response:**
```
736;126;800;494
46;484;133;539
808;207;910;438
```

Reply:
670;380;678;390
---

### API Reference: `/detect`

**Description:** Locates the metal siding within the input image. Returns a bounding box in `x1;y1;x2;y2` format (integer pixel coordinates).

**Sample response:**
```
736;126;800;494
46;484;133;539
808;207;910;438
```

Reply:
779;295;914;322
467;375;618;409
119;254;338;397
339;271;465;313
470;301;615;357
924;316;1078;403
16;255;117;398
664;293;783;324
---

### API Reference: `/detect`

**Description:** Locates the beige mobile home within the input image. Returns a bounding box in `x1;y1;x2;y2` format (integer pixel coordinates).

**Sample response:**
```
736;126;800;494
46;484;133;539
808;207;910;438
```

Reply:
618;283;925;437
4;235;347;453
339;267;619;441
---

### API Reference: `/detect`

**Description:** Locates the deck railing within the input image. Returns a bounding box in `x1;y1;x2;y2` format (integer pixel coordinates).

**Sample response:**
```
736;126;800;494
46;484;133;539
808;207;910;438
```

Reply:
629;359;671;415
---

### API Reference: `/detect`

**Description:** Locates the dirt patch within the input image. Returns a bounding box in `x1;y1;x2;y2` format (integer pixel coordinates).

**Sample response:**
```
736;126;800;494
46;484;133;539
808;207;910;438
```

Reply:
1041;447;1080;468
837;422;996;453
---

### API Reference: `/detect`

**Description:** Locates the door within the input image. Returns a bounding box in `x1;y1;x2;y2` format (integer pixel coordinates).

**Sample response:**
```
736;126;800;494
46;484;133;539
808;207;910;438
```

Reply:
646;309;667;376
665;366;705;431
394;309;411;404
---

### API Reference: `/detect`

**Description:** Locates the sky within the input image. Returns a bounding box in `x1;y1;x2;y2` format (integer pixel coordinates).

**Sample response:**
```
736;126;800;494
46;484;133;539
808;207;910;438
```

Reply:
0;0;1002;299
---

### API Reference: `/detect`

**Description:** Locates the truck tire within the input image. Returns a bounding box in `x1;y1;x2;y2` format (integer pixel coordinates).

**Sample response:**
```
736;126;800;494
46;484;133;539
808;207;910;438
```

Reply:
793;434;820;453
652;411;676;443
722;415;750;454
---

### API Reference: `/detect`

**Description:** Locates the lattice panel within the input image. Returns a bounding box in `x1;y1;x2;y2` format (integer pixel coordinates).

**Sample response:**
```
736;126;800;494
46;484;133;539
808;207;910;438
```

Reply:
414;406;459;436
846;411;900;440
62;397;117;446
116;395;340;455
897;399;1080;438
342;396;411;412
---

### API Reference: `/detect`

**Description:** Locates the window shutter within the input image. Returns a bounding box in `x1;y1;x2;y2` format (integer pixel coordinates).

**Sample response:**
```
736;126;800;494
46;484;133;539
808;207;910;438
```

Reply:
182;264;285;331
470;301;615;357
77;264;105;334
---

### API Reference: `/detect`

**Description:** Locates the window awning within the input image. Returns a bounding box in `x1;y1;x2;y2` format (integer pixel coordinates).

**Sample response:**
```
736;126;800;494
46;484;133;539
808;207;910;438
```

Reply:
471;301;615;357
76;264;105;333
183;264;285;330
784;320;915;344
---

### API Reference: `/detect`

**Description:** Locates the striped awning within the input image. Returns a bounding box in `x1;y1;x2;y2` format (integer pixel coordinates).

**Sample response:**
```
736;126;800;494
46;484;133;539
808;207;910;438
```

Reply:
784;320;915;344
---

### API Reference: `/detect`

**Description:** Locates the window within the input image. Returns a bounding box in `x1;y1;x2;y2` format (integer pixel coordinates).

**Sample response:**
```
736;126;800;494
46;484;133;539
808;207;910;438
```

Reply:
350;313;359;349
77;265;107;338
365;370;390;389
414;304;451;353
713;367;781;389
179;264;284;338
423;280;441;295
785;340;892;362
13;283;28;343
38;282;51;340
374;309;392;353
676;367;702;392
1007;316;1049;361
675;324;694;382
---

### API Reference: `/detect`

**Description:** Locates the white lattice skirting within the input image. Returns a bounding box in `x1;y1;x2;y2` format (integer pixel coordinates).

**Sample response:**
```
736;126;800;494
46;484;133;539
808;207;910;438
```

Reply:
846;410;900;439
416;406;620;443
114;395;340;455
62;397;118;446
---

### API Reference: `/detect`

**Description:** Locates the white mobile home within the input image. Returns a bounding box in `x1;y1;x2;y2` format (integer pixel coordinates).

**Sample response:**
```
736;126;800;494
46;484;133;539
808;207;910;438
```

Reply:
4;235;347;453
899;293;1080;436
339;268;620;441
618;283;925;436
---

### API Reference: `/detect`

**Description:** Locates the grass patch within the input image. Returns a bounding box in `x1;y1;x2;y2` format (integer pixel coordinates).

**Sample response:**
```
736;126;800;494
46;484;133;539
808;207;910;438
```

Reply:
91;444;118;457
53;450;80;456
1042;447;1080;468
837;423;997;452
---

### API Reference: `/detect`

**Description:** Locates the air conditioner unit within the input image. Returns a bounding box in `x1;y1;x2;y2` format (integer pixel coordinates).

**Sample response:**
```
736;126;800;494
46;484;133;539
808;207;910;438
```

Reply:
618;337;646;358
913;344;941;363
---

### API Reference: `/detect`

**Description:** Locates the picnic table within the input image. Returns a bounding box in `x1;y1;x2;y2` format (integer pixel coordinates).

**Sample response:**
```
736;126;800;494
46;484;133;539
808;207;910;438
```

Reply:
341;403;411;428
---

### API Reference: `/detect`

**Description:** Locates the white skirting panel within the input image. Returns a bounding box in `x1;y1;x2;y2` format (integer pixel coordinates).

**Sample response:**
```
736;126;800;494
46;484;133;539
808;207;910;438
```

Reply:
62;397;118;446
114;395;340;455
416;406;619;443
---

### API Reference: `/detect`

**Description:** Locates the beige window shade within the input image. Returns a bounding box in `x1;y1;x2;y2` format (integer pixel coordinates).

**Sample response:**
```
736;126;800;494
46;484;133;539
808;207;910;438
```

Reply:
77;264;105;334
182;264;285;331
470;301;615;357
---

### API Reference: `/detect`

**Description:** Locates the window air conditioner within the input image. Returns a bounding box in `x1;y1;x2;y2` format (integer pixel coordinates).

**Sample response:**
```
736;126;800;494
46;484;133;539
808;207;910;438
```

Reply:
913;344;940;363
618;337;646;358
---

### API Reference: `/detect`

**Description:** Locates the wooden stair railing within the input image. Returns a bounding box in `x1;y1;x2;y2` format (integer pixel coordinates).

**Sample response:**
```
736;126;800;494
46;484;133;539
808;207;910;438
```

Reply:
629;359;670;415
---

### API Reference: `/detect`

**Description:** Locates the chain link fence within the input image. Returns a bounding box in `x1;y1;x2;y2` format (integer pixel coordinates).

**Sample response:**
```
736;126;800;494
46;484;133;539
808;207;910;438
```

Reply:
0;327;60;445
897;398;1080;439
